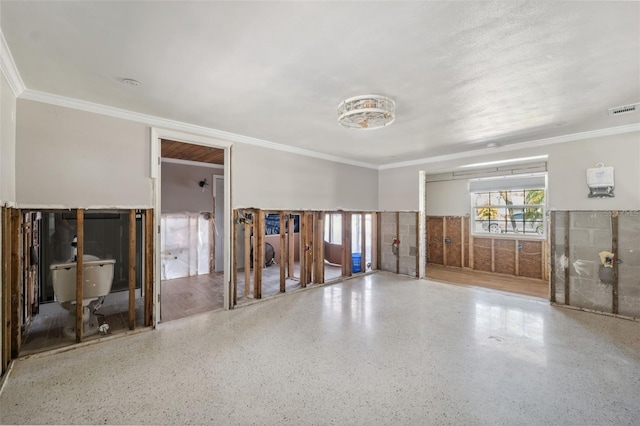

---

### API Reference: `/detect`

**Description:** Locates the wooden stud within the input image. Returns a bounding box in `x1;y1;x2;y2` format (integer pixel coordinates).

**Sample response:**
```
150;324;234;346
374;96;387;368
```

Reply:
231;209;238;305
373;213;380;270
317;212;325;283
288;214;295;279
395;212;400;274
244;212;251;298
469;231;475;270
515;239;520;277
280;211;286;292
10;209;20;358
611;210;619;315
442;217;448;267
2;208;12;370
76;209;84;342
549;211;557;303
360;213;366;273
564;211;570;306
144;209;154;327
305;213;313;284
343;212;353;277
415;213;420;277
460;217;465;270
490;238;495;273
254;210;264;299
128;209;136;330
299;213;307;287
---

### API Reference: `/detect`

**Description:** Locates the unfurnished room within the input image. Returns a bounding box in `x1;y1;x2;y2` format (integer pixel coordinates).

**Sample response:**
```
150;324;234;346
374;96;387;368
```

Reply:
0;1;639;425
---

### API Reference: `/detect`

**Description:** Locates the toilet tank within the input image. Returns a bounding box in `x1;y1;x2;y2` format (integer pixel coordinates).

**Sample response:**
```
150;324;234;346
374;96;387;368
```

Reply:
50;255;116;303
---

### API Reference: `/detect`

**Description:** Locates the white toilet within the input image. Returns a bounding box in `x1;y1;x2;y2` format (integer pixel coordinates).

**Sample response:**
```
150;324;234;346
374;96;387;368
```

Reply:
50;255;116;338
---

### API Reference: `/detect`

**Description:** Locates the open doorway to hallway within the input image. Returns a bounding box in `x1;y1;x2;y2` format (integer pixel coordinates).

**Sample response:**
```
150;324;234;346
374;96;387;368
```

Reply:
159;139;226;322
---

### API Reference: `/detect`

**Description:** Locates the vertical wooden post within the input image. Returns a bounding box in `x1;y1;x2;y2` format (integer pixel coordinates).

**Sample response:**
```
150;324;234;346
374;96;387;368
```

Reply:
244;212;251;298
75;209;84;343
515;239;520;276
315;212;325;283
342;212;353;277
564;211;571;305
128;209;136;330
490;238;495;273
442;217;448;267
372;213;379;271
360;213;366;273
2;209;10;369
460;217;465;270
611;210;619;315
395;212;400;274
279;211;286;292
306;213;313;284
415;213;420;277
144;209;154;327
549;211;557;303
232;209;238;305
254;210;264;299
10;209;20;357
299;213;307;288
288;214;295;279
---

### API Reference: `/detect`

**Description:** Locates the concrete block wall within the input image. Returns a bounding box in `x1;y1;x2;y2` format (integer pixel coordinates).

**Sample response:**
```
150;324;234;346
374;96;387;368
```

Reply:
618;212;640;317
380;212;397;273
398;213;418;276
568;211;613;313
553;210;640;319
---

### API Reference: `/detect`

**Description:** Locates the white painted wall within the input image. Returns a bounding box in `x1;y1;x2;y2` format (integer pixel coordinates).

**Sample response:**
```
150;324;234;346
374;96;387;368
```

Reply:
15;99;151;208
161;161;222;213
232;143;378;211
380;131;640;212
426;179;470;216
0;73;16;203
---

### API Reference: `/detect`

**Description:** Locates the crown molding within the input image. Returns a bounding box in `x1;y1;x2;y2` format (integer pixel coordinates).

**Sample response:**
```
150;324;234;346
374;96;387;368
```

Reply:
379;123;640;170
19;89;379;170
0;29;25;96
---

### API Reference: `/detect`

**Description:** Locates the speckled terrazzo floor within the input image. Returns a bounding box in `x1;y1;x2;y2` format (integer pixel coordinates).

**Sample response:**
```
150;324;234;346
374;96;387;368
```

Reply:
1;273;639;425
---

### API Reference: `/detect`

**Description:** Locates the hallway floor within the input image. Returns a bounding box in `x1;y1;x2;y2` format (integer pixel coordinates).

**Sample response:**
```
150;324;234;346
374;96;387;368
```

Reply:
2;273;639;425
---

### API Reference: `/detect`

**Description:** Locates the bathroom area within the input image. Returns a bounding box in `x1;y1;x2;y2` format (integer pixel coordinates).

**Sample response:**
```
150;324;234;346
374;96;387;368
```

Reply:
15;209;153;355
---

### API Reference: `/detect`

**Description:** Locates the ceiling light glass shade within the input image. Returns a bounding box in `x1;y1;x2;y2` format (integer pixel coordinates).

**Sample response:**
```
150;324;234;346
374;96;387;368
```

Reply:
338;95;395;129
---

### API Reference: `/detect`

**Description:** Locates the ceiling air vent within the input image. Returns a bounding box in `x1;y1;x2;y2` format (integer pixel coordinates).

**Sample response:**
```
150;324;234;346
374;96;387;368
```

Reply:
608;103;640;117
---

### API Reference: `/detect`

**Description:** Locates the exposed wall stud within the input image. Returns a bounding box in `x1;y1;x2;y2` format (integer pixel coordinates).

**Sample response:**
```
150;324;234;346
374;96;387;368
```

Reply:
144;209;154;326
288;214;295;278
76;209;84;342
244;211;251;298
550;211;557;303
611;210;619;315
564;211;570;306
10;209;20;357
254;210;264;299
395;212;400;274
128;209;136;330
280;211;286;292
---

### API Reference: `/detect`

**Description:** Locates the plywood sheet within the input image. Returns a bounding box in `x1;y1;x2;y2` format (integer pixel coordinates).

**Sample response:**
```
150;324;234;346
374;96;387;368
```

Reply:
473;238;492;272
519;240;543;279
494;239;516;276
445;217;462;267
427;217;443;265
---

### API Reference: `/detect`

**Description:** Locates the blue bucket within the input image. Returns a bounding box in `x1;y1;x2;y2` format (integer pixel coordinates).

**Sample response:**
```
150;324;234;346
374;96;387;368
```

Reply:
352;253;362;273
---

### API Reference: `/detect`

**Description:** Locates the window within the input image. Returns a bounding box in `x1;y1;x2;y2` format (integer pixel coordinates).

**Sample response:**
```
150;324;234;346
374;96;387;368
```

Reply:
324;213;342;244
472;188;546;237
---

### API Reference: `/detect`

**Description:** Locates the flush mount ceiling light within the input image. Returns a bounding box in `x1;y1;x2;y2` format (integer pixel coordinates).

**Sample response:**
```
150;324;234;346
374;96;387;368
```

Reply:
338;95;395;129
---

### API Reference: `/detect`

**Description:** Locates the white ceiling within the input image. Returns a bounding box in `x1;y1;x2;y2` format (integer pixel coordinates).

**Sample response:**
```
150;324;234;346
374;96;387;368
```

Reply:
2;1;639;166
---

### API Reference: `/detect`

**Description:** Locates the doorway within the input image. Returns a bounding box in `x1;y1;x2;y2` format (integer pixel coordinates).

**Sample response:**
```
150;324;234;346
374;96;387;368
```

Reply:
158;138;228;322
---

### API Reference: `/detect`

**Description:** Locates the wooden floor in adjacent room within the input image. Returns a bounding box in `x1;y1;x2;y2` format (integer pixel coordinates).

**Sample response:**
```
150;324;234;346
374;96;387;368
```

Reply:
425;264;549;299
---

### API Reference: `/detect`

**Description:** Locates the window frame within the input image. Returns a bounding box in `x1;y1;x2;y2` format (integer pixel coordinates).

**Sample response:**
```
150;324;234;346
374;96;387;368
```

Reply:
471;188;547;239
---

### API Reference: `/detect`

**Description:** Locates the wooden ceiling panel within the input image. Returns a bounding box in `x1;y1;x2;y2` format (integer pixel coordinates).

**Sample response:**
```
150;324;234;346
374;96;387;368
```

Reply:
161;139;224;165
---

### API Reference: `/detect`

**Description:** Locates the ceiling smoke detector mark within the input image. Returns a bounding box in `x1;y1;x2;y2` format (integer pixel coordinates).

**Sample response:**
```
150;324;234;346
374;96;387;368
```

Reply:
608;103;639;117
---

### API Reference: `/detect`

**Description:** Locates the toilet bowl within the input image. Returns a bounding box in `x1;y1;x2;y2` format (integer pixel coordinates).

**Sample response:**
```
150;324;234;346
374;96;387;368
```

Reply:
50;255;116;338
